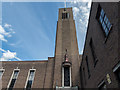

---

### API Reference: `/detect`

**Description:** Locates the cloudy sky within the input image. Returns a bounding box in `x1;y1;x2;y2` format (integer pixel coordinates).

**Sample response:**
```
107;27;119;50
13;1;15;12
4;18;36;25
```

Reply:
0;0;91;61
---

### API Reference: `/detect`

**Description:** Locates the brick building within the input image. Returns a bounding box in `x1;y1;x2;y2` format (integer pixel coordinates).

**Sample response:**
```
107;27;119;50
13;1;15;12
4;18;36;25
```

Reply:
80;2;120;89
1;2;120;90
0;8;82;89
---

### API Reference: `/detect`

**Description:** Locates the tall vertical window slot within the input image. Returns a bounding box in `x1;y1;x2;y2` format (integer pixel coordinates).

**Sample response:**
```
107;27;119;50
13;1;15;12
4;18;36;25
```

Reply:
96;4;112;36
64;66;70;86
83;67;86;86
0;69;4;79
89;38;98;67
80;67;83;88
25;69;35;89
86;56;91;78
8;70;19;90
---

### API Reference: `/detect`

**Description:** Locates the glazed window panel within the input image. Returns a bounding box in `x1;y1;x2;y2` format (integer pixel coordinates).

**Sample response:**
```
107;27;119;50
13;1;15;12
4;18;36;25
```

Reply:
64;67;70;86
9;70;19;90
100;9;104;17
26;70;35;89
99;16;103;24
97;5;112;36
0;70;4;79
62;13;69;19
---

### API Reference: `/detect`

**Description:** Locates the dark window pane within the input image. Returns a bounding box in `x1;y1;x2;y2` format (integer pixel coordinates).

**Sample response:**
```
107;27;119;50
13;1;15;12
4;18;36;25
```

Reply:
83;67;86;85
62;13;69;19
115;68;120;87
0;70;4;79
98;82;106;90
62;13;65;19
8;70;19;90
89;38;97;66
26;80;32;89
86;56;90;78
9;79;16;90
66;13;67;19
64;67;70;86
26;70;35;89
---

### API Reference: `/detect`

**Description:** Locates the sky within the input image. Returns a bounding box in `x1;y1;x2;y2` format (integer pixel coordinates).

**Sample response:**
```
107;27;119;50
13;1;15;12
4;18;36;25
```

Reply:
0;0;91;61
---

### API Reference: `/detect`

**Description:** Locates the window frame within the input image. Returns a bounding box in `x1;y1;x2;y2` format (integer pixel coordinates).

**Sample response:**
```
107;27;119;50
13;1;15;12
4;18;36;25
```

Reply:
0;69;5;80
24;69;36;89
62;12;70;20
62;66;72;87
98;80;107;90
85;56;91;79
96;4;112;38
7;69;20;89
113;62;120;87
89;38;98;67
83;67;86;85
113;62;120;72
114;68;120;87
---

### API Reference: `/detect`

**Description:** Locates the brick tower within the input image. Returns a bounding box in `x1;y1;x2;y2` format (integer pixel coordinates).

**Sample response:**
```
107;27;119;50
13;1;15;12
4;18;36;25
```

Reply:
53;8;80;89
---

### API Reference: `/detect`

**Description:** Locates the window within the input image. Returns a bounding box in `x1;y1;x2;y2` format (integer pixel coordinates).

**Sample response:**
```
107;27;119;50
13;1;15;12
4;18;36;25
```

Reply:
0;69;4;79
83;67;86;85
85;56;90;78
25;69;35;89
113;62;120;87
89;38;98;67
114;68;120;87
80;67;83;88
96;4;112;36
98;81;106;90
8;70;19;90
62;12;69;19
62;65;71;87
64;67;70;86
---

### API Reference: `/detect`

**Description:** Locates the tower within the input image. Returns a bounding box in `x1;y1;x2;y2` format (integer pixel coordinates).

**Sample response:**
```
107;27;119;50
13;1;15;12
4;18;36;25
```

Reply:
53;8;80;88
